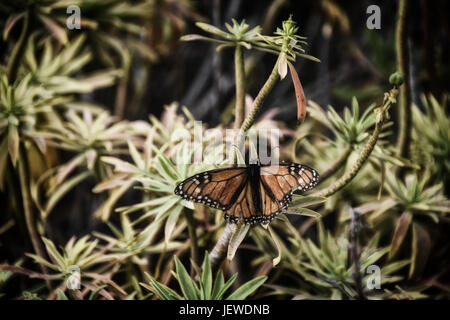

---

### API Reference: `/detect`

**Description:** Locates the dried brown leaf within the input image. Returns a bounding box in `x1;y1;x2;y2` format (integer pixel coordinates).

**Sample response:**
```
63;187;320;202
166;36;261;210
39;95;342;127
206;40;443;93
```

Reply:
287;61;306;125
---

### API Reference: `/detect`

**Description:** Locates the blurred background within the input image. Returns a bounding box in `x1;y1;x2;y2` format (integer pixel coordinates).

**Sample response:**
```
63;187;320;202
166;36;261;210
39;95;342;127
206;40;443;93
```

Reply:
142;0;449;122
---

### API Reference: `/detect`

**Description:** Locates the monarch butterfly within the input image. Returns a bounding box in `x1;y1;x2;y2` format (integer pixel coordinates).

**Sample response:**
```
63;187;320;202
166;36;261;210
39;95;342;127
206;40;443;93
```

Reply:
174;163;319;225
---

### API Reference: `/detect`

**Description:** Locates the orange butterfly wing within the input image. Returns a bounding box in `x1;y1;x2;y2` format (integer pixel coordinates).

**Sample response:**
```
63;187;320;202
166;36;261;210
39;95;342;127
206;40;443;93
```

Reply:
174;168;248;211
259;163;319;223
223;183;257;224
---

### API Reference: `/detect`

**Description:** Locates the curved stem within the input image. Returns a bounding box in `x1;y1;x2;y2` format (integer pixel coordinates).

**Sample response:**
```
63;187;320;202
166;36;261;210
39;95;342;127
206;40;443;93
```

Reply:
395;0;411;161
7;10;30;83
241;53;284;132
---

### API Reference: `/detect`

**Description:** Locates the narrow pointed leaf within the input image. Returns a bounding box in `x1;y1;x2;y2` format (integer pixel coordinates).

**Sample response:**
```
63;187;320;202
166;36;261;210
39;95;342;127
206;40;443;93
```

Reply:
174;256;199;299
226;276;267;300
227;224;250;261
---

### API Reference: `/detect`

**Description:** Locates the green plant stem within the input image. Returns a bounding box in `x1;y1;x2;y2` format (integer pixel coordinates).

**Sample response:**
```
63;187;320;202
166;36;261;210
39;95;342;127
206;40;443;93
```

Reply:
210;222;237;272
240;52;284;132
312;89;398;198
233;45;245;129
185;211;199;275
318;144;352;185
7;10;30;83
18;143;49;286
395;0;411;161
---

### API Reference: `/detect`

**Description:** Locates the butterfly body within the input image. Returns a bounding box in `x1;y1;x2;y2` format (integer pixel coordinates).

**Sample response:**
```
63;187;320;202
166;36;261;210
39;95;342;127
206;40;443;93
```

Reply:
248;164;263;218
174;163;319;225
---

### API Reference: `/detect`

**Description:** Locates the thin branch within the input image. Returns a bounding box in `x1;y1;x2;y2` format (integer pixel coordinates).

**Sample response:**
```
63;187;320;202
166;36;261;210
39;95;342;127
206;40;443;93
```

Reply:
261;0;287;34
233;44;245;129
395;0;411;161
241;52;284;132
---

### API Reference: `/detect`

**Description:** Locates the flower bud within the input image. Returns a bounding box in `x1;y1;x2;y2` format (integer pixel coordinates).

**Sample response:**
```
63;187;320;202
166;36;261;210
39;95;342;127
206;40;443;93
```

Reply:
389;72;404;87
